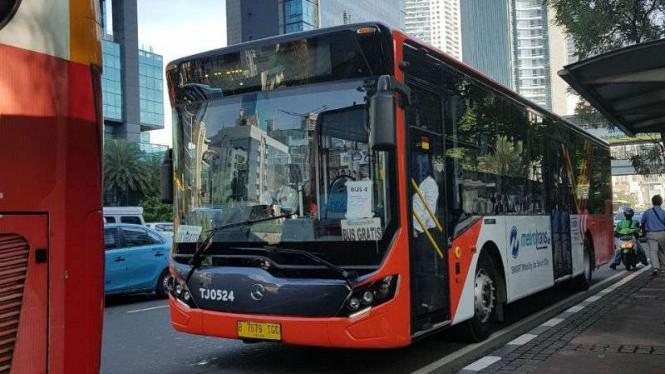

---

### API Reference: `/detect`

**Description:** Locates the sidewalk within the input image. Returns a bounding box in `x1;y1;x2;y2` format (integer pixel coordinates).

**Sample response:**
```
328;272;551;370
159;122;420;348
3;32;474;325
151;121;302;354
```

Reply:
457;267;665;374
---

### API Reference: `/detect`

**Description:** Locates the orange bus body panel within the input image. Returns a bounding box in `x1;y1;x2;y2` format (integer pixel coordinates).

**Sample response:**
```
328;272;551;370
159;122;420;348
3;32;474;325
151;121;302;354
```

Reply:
0;41;103;373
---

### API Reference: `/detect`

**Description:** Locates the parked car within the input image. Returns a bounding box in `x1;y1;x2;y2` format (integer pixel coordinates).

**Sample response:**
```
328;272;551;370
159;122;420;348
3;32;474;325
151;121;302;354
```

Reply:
104;223;172;297
145;222;174;237
104;206;146;225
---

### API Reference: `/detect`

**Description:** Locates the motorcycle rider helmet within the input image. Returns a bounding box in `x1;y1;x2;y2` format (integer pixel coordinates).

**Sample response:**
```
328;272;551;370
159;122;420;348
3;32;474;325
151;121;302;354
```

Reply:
624;208;634;220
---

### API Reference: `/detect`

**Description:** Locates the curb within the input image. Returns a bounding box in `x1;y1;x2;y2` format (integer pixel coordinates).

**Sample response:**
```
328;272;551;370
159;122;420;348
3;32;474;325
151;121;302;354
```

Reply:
411;269;631;374
457;266;650;373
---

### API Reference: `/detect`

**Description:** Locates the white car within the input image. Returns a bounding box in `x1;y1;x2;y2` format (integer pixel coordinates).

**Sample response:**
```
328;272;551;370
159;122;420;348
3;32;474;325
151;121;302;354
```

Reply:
104;206;146;225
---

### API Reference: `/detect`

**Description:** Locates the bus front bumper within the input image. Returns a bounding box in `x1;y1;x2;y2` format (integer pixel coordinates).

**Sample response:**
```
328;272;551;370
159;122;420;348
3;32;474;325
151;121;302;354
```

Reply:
169;296;411;348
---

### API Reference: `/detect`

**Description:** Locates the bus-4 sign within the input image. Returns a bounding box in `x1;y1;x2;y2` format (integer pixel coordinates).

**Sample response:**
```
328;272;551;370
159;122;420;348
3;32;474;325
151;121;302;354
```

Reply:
341;217;382;241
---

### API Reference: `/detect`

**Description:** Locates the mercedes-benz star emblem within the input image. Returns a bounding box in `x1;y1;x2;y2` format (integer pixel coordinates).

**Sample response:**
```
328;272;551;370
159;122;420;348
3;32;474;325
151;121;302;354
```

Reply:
250;284;265;301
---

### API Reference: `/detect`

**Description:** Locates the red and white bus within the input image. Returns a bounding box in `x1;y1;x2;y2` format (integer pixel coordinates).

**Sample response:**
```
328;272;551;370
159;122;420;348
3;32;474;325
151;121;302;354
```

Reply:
164;23;613;347
0;0;104;372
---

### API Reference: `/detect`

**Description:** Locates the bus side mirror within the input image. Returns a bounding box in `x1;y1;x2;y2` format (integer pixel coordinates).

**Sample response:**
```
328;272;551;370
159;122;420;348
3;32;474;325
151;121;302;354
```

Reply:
161;148;173;204
369;75;397;151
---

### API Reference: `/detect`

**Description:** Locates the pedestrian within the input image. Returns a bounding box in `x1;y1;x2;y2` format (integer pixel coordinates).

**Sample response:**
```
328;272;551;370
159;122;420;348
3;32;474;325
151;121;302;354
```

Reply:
640;195;665;275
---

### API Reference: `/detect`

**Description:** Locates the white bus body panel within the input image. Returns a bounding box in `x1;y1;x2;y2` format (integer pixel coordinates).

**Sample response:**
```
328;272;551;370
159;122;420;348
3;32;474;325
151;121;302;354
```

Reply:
569;215;586;277
451;216;508;325
504;216;554;302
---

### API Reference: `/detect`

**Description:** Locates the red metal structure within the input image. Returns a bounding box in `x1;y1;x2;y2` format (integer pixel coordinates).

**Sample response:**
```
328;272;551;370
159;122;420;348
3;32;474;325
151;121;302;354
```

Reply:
165;23;613;348
0;1;103;372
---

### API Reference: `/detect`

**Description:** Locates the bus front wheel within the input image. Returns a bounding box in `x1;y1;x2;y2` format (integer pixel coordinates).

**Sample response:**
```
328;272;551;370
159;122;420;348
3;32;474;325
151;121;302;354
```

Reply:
461;254;498;342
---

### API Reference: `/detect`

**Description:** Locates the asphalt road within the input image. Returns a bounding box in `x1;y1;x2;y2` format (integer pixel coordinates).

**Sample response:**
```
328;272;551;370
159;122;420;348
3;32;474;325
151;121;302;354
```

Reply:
101;267;617;374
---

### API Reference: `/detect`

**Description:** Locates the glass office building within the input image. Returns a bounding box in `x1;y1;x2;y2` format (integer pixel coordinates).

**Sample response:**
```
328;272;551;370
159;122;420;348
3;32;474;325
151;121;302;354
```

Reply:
102;39;123;122
461;0;572;112
283;0;319;32
101;40;165;138
138;49;164;128
320;0;403;29
100;0;165;143
512;0;551;109
227;0;403;45
461;0;513;88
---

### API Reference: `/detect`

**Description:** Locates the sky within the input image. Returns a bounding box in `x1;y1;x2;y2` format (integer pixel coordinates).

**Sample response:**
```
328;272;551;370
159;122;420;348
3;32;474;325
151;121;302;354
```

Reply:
136;0;228;145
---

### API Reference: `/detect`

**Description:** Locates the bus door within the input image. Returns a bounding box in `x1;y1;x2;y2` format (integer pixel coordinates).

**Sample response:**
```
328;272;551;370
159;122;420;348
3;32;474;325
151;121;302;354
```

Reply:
547;137;573;279
404;54;450;332
0;214;48;373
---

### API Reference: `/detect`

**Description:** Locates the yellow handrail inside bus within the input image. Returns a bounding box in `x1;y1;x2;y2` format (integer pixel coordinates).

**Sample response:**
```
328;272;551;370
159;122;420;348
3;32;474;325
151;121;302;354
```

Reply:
413;210;444;258
411;178;443;232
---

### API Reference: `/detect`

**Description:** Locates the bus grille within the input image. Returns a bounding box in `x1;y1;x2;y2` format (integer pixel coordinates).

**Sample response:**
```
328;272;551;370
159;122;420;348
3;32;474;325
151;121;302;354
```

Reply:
0;235;29;374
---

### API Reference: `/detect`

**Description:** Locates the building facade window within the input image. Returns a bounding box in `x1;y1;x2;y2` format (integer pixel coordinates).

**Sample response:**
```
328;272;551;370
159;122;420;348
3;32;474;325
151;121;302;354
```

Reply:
138;49;164;127
283;0;319;33
102;40;123;121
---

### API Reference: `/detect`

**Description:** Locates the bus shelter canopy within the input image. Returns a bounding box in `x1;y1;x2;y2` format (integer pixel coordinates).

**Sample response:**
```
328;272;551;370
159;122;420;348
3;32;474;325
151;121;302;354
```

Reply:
559;38;665;137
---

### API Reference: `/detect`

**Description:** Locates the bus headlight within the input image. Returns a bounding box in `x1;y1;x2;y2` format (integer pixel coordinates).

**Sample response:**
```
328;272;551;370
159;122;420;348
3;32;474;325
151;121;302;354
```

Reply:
171;276;197;308
341;275;398;316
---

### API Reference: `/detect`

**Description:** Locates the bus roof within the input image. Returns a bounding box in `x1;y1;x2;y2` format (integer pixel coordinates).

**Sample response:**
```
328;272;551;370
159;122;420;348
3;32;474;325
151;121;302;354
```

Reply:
167;22;391;68
168;22;607;148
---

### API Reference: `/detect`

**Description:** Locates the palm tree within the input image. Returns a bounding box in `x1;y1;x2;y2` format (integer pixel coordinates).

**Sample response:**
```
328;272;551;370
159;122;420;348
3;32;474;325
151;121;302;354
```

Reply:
104;139;151;205
142;154;163;198
479;136;527;178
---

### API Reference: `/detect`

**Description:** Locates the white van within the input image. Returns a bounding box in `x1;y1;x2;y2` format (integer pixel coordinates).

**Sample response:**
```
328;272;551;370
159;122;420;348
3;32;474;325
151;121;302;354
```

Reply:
103;206;146;225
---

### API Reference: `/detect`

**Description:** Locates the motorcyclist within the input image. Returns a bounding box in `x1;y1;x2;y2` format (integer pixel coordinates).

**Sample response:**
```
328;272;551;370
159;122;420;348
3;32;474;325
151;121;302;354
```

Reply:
610;208;648;269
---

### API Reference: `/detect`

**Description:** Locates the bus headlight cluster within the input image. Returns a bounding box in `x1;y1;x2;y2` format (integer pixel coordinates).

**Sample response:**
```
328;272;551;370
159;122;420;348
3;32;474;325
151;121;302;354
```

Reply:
170;276;197;308
342;275;398;316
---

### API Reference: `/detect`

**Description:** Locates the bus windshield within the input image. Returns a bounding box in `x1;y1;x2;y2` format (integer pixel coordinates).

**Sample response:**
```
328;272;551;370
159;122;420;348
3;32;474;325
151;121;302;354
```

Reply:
172;79;395;247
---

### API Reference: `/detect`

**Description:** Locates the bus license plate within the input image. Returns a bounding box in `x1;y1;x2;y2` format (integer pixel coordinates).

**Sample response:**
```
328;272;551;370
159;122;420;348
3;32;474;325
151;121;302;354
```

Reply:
237;321;281;341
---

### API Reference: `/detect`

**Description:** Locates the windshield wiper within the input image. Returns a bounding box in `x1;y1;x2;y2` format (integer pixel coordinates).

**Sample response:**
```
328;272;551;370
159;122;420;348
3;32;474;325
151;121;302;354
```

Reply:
265;247;357;288
185;213;293;282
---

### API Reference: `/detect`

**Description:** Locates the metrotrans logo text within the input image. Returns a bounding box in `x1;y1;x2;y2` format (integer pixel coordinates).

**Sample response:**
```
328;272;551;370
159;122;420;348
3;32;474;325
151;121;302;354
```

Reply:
511;226;551;258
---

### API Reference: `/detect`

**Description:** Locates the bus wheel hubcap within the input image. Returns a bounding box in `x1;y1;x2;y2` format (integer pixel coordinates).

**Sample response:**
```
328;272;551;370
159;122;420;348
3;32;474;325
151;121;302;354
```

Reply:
474;269;496;323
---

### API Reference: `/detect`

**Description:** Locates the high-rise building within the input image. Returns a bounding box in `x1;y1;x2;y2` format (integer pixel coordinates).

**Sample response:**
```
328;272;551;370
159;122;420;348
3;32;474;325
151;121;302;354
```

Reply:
319;1;403;29
511;0;551;108
460;0;513;88
404;0;461;59
226;0;404;45
461;0;572;113
100;0;164;143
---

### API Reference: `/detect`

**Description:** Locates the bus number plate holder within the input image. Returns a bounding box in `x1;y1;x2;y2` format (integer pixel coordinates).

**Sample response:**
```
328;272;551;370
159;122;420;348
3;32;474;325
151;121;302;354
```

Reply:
237;321;281;341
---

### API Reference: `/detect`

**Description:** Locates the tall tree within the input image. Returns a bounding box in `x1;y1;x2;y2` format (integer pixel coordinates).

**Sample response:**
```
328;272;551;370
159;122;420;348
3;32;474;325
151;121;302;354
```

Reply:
548;0;665;174
548;0;665;59
104;139;151;205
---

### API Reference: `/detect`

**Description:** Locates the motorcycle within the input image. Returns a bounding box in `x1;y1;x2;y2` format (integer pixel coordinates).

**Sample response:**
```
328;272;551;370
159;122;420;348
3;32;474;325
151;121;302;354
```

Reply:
618;235;638;270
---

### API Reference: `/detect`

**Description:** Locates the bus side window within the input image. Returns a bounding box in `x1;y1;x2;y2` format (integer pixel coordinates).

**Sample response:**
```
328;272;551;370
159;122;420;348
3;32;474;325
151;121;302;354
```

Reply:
441;67;546;222
105;216;116;223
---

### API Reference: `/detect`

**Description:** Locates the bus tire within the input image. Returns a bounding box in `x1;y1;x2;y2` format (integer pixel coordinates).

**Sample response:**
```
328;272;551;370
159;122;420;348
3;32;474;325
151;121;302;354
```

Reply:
156;269;172;299
461;254;498;342
571;237;593;290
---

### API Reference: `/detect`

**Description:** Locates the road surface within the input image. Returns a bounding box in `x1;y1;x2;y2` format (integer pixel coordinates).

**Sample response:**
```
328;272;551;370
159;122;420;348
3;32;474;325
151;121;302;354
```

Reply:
102;267;617;374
